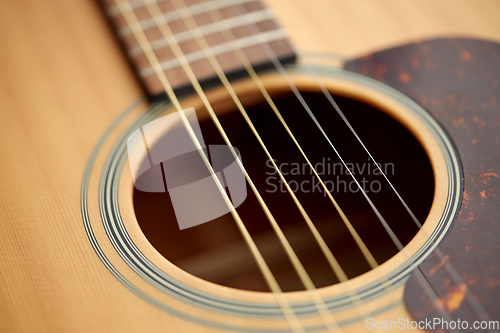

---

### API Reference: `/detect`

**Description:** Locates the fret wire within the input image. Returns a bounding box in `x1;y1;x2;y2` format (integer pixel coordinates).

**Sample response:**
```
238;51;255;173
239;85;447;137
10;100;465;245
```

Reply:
128;8;275;57
109;0;256;18
138;29;288;77
231;2;489;328
115;0;304;332
171;0;382;326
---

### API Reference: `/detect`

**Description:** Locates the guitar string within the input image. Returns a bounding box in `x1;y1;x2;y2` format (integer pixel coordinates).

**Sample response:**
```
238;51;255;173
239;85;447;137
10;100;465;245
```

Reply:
303;3;496;322
119;0;352;331
185;1;458;330
114;1;305;332
170;0;385;326
306;64;494;326
118;0;480;331
136;1;342;331
186;1;457;330
165;0;383;328
140;1;456;331
298;2;493;323
194;0;427;322
347;2;493;322
212;1;461;329
230;1;487;329
123;0;451;329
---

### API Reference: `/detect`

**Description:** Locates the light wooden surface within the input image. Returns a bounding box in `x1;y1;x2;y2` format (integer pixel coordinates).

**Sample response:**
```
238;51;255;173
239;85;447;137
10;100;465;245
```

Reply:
267;0;500;58
0;0;499;332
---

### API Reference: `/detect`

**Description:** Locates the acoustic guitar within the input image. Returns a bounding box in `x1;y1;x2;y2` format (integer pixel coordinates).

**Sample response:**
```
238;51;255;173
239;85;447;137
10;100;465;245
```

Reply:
1;0;499;332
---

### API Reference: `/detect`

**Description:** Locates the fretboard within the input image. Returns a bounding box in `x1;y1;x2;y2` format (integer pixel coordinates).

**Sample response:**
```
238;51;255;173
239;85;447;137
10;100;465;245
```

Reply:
101;0;296;97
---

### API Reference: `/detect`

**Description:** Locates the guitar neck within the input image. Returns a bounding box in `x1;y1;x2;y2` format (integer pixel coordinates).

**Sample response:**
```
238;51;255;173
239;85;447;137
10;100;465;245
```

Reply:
101;0;296;97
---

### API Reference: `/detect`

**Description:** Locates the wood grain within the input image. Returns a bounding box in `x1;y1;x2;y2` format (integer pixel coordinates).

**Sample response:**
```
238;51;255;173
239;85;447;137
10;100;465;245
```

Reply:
266;0;500;58
1;0;499;332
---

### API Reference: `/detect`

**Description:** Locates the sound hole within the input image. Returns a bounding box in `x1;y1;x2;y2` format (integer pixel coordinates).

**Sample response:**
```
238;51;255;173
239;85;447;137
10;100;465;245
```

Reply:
133;90;434;292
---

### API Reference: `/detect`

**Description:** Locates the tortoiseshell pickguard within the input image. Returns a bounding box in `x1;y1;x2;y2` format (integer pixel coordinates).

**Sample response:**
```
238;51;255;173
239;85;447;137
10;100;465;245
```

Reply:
345;38;500;331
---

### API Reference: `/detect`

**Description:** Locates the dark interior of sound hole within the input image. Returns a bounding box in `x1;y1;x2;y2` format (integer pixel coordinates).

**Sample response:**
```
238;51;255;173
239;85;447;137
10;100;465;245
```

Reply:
133;90;435;292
